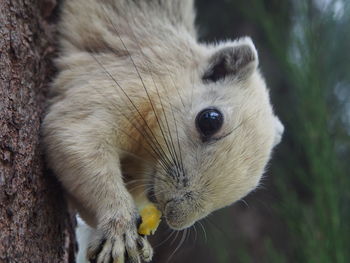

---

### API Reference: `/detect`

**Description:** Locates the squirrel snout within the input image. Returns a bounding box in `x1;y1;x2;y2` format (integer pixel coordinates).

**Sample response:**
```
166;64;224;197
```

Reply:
164;198;196;230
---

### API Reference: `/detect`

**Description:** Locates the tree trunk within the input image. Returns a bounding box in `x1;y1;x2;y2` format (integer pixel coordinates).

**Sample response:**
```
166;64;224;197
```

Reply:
0;0;76;262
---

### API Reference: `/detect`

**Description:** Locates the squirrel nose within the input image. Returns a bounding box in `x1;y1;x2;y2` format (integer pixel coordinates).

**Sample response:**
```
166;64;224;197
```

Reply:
164;199;195;230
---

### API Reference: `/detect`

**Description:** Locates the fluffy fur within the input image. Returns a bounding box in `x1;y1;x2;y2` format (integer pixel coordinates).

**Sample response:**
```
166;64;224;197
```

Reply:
42;0;283;262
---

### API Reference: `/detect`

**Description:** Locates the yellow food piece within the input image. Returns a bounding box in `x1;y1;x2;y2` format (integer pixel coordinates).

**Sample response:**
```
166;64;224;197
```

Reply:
138;204;162;235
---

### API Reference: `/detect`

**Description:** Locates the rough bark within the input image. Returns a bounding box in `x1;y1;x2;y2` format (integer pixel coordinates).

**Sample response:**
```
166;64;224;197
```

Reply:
0;0;76;262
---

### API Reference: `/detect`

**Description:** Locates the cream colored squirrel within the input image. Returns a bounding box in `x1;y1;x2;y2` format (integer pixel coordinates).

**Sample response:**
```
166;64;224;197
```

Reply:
42;0;284;262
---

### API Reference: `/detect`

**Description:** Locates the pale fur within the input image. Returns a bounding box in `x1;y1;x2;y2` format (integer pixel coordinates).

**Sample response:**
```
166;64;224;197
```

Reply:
42;0;283;262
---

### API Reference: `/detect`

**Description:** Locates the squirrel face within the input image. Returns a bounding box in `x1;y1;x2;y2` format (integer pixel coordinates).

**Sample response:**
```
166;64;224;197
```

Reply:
145;37;284;230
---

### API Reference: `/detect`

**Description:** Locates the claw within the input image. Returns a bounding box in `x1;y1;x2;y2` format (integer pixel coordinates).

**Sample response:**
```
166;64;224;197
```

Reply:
86;218;153;263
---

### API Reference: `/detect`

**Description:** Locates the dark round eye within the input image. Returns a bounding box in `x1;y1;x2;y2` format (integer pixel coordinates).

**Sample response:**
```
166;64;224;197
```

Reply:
195;108;224;139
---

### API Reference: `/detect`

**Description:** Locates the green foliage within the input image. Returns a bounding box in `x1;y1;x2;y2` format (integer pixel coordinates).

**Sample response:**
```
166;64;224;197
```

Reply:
257;1;350;262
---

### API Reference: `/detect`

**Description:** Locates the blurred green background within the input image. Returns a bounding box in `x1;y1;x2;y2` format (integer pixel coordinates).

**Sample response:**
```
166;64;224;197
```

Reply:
151;0;350;262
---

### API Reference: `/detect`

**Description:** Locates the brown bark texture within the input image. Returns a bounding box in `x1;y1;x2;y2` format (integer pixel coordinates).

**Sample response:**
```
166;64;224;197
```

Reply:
0;0;76;262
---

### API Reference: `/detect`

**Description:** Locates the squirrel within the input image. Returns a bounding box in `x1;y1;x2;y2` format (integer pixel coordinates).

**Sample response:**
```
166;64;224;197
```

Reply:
42;0;284;262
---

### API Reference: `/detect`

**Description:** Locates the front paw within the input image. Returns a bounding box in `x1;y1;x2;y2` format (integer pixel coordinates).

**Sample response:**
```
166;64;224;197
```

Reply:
87;220;153;263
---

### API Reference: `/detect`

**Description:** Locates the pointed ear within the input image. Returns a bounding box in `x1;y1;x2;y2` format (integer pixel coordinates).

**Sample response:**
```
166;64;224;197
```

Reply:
203;37;258;82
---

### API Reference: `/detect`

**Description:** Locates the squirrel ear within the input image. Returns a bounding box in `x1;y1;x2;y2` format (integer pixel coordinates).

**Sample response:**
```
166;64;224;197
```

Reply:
203;37;258;82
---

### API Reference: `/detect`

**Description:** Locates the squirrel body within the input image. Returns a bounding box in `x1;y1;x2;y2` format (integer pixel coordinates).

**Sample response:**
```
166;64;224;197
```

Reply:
42;0;284;262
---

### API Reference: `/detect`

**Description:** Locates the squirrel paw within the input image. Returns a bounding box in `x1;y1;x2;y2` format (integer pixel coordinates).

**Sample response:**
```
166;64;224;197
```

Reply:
87;222;153;263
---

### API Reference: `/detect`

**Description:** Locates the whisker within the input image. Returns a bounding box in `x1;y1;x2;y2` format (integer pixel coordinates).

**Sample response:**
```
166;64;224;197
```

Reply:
127;183;154;193
117;129;170;172
171;105;185;177
169;230;180;246
116;13;185;180
193;223;198;243
103;14;177;171
60;76;169;171
121;24;182;175
198;221;207;243
167;229;187;262
205;217;238;244
156;82;183;179
125;178;153;185
240;198;249;208
185;226;191;243
154;229;176;248
89;54;173;169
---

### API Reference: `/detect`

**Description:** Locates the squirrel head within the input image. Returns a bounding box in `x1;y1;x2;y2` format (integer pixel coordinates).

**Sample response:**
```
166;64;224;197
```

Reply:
143;37;284;229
